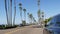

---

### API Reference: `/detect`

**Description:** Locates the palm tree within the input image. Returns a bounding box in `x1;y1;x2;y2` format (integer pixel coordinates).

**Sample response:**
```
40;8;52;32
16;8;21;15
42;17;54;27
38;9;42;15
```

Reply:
29;14;33;24
28;13;35;24
38;0;40;9
37;0;40;22
33;17;36;23
13;0;16;26
19;3;22;23
41;11;44;20
4;0;8;26
41;11;45;27
38;10;40;18
7;0;9;25
37;0;42;26
23;8;26;21
27;13;30;23
37;10;41;25
9;0;12;26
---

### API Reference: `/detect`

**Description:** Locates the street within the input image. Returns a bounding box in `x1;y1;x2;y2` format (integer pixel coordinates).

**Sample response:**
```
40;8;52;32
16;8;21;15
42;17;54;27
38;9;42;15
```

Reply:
0;25;49;34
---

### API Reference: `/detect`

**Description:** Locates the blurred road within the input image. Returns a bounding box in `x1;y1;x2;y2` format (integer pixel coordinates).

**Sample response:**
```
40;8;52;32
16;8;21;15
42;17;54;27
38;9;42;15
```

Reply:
0;25;49;34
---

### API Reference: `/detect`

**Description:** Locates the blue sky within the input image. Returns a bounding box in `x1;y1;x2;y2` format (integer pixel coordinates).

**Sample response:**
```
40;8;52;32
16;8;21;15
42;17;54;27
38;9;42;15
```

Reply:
0;0;60;24
41;0;60;18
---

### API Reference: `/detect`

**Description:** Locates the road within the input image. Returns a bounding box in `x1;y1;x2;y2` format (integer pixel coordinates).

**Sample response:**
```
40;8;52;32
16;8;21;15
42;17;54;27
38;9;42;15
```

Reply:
0;25;49;34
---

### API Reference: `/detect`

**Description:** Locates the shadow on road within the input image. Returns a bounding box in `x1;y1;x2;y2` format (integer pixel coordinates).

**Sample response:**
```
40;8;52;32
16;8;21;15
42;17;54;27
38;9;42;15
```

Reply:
43;29;51;34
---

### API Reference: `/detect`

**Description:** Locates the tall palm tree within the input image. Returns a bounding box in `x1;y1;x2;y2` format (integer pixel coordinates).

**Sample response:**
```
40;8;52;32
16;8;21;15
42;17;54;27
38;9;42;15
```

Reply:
9;0;12;26
38;0;40;9
41;11;45;27
23;8;26;21
27;13;30;23
37;10;41;24
4;0;8;26
29;14;33;24
37;0;40;20
19;3;22;23
33;17;36;23
42;11;44;20
13;0;16;26
37;0;41;26
7;0;9;25
38;10;40;18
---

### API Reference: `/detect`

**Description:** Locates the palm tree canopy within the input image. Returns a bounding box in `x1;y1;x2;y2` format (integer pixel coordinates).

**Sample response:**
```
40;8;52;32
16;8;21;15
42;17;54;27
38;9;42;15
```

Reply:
33;17;36;22
42;11;44;14
19;3;22;7
41;11;44;17
10;0;12;4
19;7;22;10
38;0;40;6
38;0;40;2
10;0;12;2
29;14;33;19
23;8;26;12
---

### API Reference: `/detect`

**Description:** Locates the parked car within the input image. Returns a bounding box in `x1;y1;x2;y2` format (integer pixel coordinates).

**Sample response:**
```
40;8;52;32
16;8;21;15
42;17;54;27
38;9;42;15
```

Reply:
45;14;60;34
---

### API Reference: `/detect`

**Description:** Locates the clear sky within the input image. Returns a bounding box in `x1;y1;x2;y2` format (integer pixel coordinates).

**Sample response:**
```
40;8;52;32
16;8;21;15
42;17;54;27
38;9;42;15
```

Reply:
0;0;60;25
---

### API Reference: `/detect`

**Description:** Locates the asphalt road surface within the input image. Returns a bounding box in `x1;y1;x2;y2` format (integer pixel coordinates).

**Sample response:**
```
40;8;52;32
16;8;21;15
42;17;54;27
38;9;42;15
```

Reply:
0;25;49;34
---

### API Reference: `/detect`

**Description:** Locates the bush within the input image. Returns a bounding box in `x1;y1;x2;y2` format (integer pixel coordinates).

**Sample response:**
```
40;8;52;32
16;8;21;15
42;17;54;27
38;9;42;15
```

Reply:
0;25;17;29
22;20;26;26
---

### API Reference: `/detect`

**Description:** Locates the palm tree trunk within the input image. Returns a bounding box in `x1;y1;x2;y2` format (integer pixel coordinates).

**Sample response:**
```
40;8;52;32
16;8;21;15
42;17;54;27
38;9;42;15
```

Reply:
38;0;41;26
4;0;8;26
13;0;16;26
9;0;12;26
23;9;26;22
8;0;10;25
24;12;26;21
27;13;30;23
20;10;22;23
19;3;22;23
